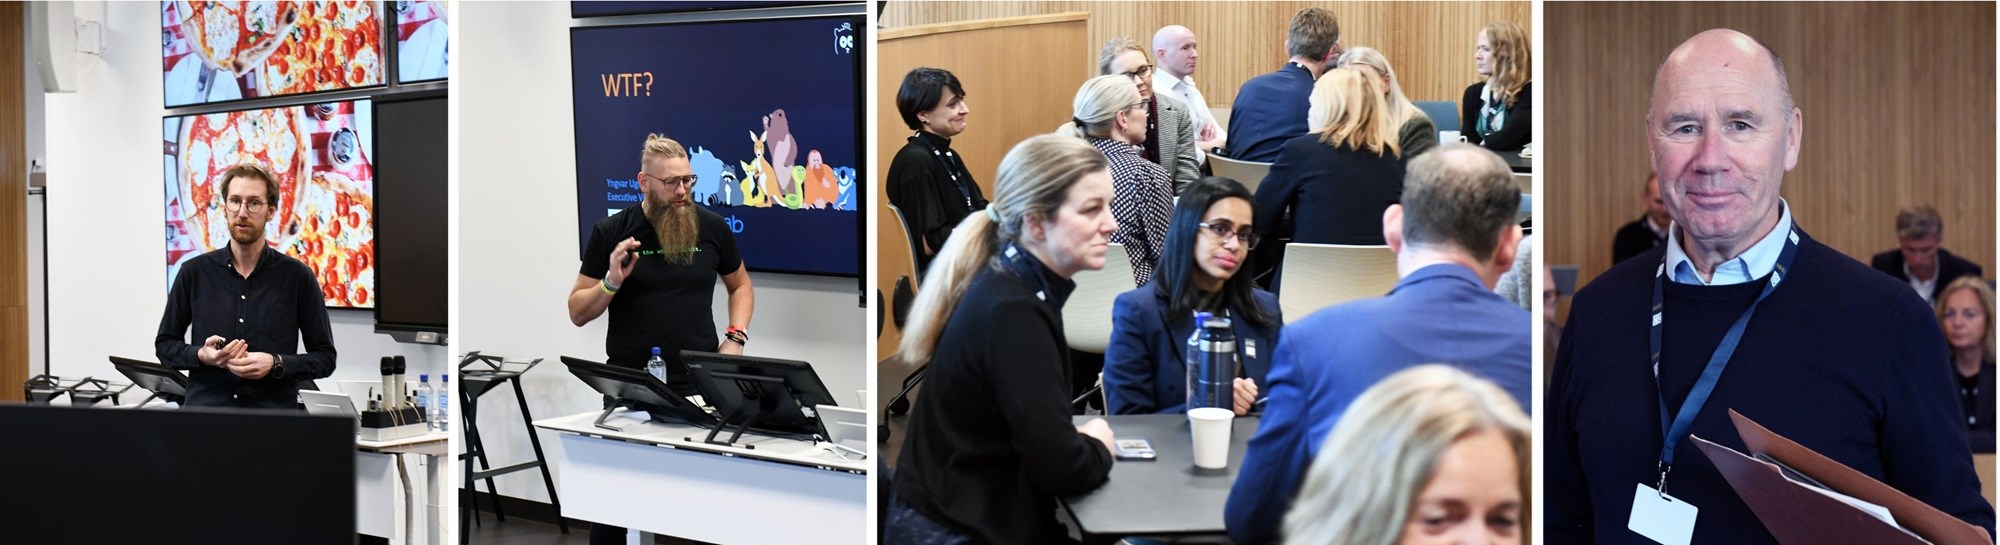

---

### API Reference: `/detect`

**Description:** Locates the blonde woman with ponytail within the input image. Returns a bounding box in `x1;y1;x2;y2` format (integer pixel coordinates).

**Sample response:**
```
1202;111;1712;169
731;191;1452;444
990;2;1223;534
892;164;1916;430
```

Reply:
1253;68;1410;259
884;134;1122;545
1061;74;1175;287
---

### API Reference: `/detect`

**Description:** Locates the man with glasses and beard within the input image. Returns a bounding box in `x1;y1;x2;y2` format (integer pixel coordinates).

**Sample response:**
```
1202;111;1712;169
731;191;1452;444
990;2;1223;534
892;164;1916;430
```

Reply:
156;162;338;409
567;134;758;543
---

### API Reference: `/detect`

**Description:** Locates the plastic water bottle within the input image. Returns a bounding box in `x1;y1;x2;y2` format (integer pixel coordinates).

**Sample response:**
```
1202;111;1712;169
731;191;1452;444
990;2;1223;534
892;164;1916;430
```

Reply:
435;374;450;433
1185;312;1239;411
647;347;668;385
415;373;432;422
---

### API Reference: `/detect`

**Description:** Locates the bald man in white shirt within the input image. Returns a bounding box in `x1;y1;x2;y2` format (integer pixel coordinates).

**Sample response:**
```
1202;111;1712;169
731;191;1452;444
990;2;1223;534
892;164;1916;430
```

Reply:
1153;25;1225;160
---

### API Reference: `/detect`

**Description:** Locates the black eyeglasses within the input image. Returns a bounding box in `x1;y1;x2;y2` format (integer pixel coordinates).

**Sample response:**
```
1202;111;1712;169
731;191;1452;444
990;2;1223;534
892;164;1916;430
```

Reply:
644;172;698;189
1131;99;1153;111
1121;64;1154;81
1198;221;1260;249
224;197;271;214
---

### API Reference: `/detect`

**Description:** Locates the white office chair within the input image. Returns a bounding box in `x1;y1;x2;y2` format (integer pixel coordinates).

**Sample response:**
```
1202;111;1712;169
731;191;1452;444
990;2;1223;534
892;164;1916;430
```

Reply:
1277;243;1400;319
1063;242;1137;354
1207;154;1273;194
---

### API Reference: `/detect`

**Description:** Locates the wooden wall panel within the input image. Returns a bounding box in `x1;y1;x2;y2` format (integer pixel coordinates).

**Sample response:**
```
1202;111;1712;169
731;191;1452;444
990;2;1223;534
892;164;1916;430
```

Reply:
3;2;27;401
876;14;1091;360
1546;2;1995;323
882;2;1531;106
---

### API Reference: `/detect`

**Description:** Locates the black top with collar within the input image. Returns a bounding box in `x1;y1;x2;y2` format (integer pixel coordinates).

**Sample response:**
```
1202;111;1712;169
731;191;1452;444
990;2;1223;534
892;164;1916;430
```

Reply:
887;131;987;273
891;246;1111;544
155;246;338;409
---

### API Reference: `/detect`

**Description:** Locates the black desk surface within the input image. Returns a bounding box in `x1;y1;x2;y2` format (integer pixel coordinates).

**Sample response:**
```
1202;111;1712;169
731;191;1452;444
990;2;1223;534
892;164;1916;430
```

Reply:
1061;413;1259;538
1503;152;1533;173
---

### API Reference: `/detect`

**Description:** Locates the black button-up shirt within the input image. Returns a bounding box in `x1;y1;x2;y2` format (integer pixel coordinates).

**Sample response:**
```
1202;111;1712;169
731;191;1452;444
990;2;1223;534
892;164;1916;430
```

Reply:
155;247;337;408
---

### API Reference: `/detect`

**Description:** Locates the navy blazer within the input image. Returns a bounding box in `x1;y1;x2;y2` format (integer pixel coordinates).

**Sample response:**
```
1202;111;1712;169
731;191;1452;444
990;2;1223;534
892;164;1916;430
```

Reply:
1225;63;1315;163
1254;134;1406;246
1224;264;1532;545
1870;247;1985;303
1104;280;1284;415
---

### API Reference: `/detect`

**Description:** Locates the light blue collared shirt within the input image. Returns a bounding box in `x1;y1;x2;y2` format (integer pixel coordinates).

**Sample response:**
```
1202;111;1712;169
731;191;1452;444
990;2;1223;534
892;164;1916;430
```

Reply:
1663;199;1794;286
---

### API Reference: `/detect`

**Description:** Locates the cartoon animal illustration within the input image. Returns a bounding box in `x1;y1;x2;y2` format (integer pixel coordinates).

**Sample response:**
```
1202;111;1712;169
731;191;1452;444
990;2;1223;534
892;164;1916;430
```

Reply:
716;168;739;206
833;166;857;211
803;149;839;209
687;146;729;206
737;157;769;208
764;110;798;197
747;130;778;208
784;166;807;210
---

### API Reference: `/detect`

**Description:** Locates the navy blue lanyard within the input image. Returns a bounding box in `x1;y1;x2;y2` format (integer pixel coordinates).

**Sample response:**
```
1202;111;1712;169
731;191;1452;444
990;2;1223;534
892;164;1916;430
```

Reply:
1649;225;1800;492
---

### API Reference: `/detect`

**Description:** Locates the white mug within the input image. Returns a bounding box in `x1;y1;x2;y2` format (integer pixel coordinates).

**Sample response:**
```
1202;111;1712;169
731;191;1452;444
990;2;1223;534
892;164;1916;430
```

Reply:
1439;130;1467;143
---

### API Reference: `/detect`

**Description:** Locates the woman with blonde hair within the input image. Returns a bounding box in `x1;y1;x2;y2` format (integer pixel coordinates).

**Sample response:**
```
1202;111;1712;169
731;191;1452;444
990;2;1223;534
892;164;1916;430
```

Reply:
1282;364;1530;545
1061;74;1175;286
1937;276;1996;452
885;134;1121;544
1462;20;1532;152
1253;68;1407;271
1339;46;1437;159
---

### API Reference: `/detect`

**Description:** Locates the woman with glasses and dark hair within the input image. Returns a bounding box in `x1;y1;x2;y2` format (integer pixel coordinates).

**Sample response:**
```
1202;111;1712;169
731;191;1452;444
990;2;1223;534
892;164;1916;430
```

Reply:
888;67;988;274
1061;74;1174;286
1104;176;1284;416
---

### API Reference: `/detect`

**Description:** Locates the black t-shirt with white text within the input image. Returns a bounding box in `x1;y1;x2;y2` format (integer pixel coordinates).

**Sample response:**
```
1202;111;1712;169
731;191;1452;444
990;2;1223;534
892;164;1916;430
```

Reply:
580;204;742;391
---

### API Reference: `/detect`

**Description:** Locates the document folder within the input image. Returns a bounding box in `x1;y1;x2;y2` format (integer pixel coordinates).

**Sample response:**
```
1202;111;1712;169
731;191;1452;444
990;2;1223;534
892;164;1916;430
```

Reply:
1692;409;1990;545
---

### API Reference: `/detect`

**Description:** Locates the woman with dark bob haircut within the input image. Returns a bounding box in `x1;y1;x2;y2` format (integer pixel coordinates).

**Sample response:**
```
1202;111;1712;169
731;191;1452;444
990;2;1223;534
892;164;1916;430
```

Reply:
1104;176;1284;416
888;67;988;275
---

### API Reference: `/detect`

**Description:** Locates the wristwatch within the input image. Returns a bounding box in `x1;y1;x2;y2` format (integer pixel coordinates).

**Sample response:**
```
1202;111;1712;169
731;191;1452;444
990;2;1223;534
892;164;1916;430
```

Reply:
270;354;288;380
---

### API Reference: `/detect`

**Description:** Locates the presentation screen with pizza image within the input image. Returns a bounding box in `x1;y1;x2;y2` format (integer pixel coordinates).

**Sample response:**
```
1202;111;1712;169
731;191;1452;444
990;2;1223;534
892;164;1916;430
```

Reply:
570;15;865;278
162;0;386;108
163;99;377;309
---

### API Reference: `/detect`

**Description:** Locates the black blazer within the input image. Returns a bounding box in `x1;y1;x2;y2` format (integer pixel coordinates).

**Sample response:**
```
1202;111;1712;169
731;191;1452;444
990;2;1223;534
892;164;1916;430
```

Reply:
1461;81;1533;152
1871;247;1985;302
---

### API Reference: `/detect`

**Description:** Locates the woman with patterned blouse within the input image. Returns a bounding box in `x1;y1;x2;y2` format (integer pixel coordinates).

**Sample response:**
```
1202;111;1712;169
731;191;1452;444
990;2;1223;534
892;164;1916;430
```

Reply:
1059;74;1174;286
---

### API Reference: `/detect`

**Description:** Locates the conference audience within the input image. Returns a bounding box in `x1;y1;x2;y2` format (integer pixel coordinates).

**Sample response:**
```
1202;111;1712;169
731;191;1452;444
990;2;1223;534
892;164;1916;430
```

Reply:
1872;204;1985;306
1062;75;1174;286
1610;173;1668;264
885;134;1118;545
1254;68;1407;249
887;67;989;275
1104;176;1283;416
1939;277;1997;453
1152;25;1225;156
1227;143;1531;545
1545;29;1993;542
1338;46;1438;159
1101;37;1202;193
1226;7;1342;163
1281;365;1529;545
1461;21;1532;152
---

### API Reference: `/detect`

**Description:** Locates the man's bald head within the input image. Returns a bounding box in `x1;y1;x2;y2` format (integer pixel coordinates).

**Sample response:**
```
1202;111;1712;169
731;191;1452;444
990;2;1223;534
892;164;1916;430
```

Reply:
1652;28;1794;118
1154;25;1199;79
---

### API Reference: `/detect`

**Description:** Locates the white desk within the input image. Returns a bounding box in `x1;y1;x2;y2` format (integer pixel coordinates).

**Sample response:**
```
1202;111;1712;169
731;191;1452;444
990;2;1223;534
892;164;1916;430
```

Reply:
358;432;450;545
533;409;868;545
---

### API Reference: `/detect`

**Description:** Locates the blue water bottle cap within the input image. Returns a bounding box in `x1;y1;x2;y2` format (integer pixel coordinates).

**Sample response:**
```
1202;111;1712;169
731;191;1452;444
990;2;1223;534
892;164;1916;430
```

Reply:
420;373;429;382
1193;311;1212;323
651;347;662;356
440;373;448;382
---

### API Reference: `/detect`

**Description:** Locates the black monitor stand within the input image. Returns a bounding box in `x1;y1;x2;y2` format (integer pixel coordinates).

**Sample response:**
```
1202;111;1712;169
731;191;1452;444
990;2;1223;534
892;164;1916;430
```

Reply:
689;372;787;450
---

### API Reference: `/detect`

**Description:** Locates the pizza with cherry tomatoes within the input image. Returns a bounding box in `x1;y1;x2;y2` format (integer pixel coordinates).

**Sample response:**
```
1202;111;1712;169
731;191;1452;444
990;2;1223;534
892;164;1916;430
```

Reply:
178;1;297;74
263;1;383;95
176;108;307;251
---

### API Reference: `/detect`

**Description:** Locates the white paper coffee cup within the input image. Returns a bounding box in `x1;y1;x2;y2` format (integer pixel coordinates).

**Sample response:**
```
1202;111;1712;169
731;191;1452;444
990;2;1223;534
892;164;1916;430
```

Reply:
1189;407;1234;469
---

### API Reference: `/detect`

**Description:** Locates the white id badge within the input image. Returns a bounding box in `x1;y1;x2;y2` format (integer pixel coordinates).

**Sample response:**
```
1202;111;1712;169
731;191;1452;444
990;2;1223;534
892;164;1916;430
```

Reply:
1245;339;1257;359
1628;483;1698;545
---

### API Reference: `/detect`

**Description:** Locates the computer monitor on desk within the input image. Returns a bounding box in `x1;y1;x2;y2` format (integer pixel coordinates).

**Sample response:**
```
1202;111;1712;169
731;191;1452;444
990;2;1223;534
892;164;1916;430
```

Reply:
560;356;717;431
109;356;189;407
681;351;839;449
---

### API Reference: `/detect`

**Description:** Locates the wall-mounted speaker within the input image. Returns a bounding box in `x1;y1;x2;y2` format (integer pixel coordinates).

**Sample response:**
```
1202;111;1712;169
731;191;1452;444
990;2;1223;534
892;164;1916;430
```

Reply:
29;1;77;93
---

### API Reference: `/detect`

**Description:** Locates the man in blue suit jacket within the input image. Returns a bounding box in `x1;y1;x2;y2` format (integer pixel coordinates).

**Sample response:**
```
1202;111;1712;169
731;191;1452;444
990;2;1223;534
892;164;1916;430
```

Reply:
1224;7;1341;163
1104;279;1283;415
1224;144;1532;545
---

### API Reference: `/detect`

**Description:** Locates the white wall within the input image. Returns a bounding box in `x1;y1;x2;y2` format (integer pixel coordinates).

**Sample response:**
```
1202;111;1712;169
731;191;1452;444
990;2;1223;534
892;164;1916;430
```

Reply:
41;2;450;401
459;2;869;504
22;2;48;375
